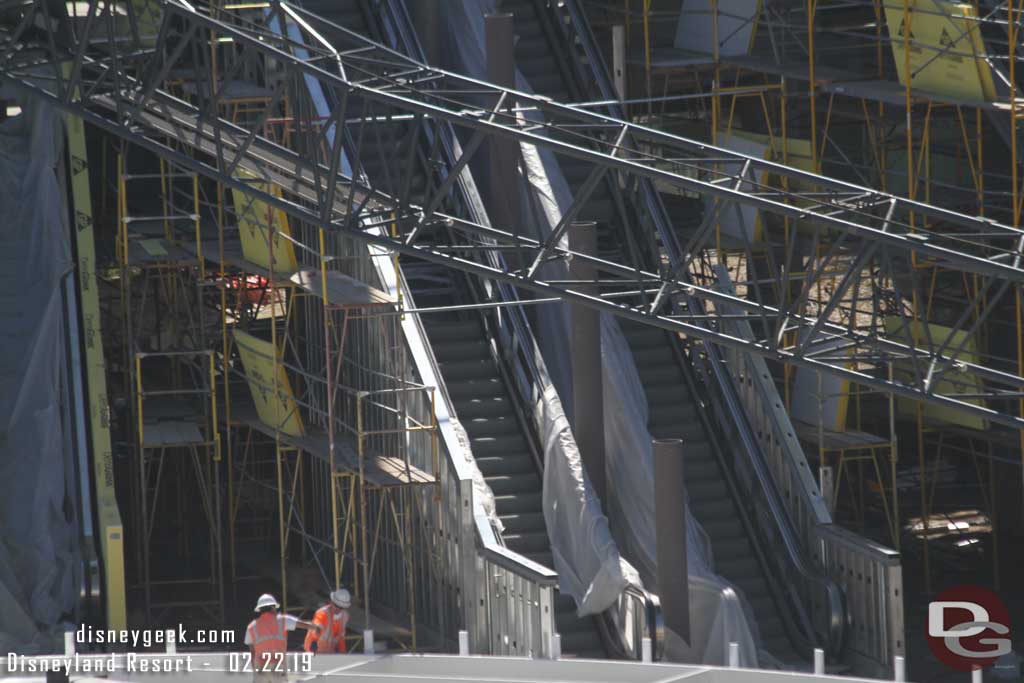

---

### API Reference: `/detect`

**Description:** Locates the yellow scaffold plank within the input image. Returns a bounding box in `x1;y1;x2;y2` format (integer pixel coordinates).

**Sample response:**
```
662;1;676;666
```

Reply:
232;329;305;437
64;93;127;629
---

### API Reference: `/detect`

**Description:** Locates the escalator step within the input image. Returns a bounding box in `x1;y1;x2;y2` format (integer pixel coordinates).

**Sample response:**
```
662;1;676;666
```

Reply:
448;378;504;402
464;416;522;439
716;556;762;583
691;497;740;521
498;512;546;533
485;472;541;495
426;320;481;341
494;492;543;515
432;339;490;362
457;396;514;419
688;478;729;503
476;454;534;477
643;383;691;406
469;436;528;458
503;530;550;554
682;457;722;483
439;358;500;382
648;402;698;427
709;536;752;562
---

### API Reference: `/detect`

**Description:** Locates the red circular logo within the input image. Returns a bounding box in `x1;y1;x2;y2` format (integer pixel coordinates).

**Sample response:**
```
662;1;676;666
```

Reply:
926;585;1011;671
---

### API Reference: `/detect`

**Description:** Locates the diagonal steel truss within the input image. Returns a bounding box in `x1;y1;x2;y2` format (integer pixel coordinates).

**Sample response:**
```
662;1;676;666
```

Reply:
3;0;1024;426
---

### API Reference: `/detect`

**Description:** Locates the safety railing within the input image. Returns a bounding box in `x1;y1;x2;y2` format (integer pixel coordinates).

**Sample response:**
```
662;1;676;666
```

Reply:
707;265;904;677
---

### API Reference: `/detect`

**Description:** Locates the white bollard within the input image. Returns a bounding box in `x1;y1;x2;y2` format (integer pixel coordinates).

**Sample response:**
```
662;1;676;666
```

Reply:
814;648;825;675
550;633;561;660
64;631;75;657
728;642;740;668
363;629;375;655
166;629;176;654
971;668;982;683
458;631;469;656
894;656;905;682
641;637;652;663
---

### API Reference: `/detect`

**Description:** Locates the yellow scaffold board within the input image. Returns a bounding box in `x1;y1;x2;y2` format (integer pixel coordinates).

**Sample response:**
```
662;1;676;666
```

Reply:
884;1;997;102
233;329;305;437
64;73;127;630
885;317;987;431
232;170;298;273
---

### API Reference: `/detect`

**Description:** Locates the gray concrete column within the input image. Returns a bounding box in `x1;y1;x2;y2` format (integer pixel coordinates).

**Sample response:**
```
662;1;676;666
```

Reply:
485;13;521;268
653;438;690;644
612;25;626;102
411;0;441;67
569;221;605;503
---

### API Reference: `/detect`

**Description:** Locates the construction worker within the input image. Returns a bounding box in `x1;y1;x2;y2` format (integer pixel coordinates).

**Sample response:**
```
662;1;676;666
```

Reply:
244;594;317;682
303;589;351;654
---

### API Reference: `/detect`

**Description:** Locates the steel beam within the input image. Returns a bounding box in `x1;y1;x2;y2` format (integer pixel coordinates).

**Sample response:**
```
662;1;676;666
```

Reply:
3;0;1024;428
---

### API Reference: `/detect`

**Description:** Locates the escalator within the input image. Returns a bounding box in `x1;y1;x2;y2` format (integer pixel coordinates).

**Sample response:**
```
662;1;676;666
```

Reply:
497;0;807;666
298;0;607;658
619;322;800;664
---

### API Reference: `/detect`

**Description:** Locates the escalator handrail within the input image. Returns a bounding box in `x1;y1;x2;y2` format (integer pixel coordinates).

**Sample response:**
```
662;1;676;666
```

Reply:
548;0;847;658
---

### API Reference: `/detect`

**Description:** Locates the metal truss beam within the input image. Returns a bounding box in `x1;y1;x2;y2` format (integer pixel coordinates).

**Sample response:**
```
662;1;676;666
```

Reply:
3;0;1024;427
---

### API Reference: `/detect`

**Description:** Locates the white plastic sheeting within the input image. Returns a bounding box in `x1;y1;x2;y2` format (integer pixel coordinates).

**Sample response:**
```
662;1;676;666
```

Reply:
439;1;760;666
0;96;82;653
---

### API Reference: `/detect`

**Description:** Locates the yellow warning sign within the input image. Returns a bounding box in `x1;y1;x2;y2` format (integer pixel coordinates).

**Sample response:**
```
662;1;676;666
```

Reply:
232;170;298;273
885;317;987;431
233;330;305;436
884;1;996;102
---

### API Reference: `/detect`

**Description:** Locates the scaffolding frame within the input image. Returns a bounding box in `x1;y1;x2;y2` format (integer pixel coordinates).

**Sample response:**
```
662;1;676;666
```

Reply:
604;0;1022;595
116;151;226;624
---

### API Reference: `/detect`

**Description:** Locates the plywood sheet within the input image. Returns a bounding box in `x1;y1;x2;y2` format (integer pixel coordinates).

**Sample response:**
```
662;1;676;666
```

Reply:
232;169;298;272
233;329;305;437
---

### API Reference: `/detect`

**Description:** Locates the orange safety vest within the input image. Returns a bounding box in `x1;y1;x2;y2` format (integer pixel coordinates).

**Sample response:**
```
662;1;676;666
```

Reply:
247;612;287;670
303;605;348;654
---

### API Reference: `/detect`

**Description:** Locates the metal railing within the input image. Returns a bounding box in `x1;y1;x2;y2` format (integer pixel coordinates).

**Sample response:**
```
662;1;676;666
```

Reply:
709;266;905;676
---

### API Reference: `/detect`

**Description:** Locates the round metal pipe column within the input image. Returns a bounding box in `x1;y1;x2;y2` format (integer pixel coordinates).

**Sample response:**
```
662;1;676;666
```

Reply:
653;437;690;645
569;220;606;503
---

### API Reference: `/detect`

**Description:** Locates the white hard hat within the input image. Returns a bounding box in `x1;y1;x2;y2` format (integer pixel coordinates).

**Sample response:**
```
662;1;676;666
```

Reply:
255;593;280;612
330;589;351;608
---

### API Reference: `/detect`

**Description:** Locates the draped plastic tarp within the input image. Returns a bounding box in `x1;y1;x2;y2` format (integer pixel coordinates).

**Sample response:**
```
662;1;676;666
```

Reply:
0;95;81;653
439;2;760;665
